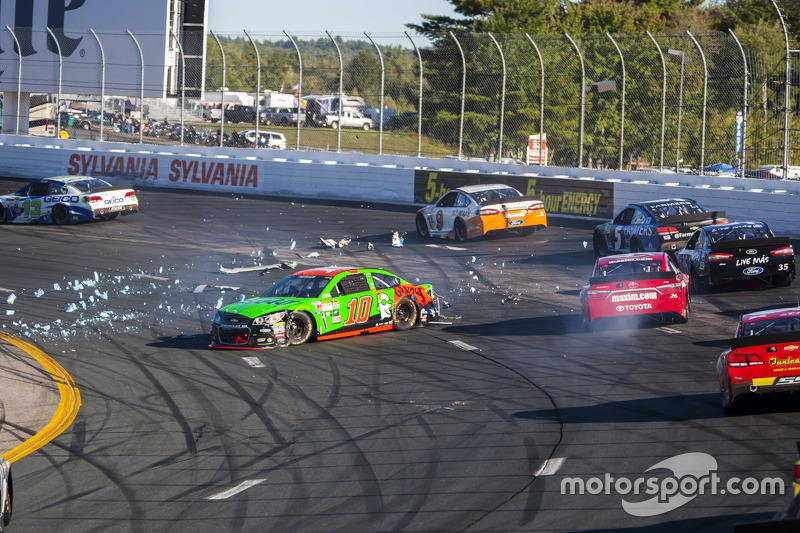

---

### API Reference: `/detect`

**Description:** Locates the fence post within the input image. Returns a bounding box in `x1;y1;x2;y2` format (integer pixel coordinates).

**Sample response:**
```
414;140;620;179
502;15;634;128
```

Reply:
170;30;186;145
770;0;792;180
365;32;385;155
646;31;666;172
210;30;226;148
326;31;343;153
606;33;626;170
46;27;63;140
729;30;748;176
244;30;261;142
284;31;303;150
449;31;466;159
565;33;585;168
5;26;22;135
488;33;506;161
405;31;423;158
89;29;106;142
525;34;546;166
687;31;707;176
126;30;145;145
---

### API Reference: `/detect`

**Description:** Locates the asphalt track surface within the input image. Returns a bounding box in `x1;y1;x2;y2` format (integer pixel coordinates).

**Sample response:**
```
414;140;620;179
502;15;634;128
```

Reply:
1;177;799;532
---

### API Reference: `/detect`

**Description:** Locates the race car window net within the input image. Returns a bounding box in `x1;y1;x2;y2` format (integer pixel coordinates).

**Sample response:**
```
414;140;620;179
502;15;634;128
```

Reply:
741;317;800;337
468;188;521;205
338;274;370;295
708;224;770;243
645;202;704;219
371;273;402;290
436;192;458;208
597;260;664;277
260;275;331;299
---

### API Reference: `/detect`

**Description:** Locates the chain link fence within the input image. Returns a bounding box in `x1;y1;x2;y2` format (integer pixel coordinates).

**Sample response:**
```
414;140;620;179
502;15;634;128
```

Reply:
1;28;796;177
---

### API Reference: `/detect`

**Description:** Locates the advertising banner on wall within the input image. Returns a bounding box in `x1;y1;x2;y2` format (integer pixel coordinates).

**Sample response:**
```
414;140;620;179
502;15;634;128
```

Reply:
0;0;169;97
414;170;614;219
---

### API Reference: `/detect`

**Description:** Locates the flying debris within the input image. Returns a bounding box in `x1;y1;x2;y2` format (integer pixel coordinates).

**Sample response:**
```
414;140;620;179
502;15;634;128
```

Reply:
391;232;404;247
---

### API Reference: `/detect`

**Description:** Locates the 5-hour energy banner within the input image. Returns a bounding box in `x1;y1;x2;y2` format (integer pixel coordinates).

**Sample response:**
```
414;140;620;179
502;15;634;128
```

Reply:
414;170;614;219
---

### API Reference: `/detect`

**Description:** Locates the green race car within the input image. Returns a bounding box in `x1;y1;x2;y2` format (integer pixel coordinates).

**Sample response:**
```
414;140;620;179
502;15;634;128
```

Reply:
210;267;440;348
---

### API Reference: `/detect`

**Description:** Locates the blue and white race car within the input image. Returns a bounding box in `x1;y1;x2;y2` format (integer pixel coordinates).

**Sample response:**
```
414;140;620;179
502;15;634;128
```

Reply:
593;198;726;257
0;176;138;224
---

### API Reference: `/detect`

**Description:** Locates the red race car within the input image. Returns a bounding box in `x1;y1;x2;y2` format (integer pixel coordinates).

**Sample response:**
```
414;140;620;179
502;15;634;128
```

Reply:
579;252;690;329
718;306;800;413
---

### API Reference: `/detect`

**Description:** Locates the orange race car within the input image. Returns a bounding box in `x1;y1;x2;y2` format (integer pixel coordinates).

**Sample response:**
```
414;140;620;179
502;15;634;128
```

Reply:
415;184;546;241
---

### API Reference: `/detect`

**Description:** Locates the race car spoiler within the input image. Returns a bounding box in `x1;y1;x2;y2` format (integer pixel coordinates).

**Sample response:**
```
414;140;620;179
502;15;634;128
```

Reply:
657;210;726;226
730;331;800;350
90;184;135;193
588;271;678;286
710;236;791;253
481;195;542;207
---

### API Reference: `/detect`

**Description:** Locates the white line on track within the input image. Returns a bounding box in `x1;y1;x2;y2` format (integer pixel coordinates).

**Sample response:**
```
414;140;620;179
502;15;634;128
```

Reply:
208;479;266;500
448;340;479;351
535;457;566;476
445;245;467;251
243;357;265;368
0;287;14;293
661;327;681;335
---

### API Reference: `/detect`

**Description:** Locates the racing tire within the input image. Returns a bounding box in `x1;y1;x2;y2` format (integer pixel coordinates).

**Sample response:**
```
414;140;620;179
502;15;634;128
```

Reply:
392;297;418;331
454;218;468;242
0;204;6;224
362;123;370;131
630;238;642;253
416;213;430;238
593;232;608;258
690;268;708;294
52;204;71;225
286;311;314;345
104;213;119;221
773;273;793;288
3;476;11;526
581;307;592;332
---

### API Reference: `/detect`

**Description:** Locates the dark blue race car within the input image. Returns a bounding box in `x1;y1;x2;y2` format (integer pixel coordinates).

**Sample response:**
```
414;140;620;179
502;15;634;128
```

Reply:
593;198;726;257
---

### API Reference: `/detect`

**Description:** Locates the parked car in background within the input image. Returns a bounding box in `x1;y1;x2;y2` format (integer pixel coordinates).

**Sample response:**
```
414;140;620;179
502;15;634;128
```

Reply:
324;110;371;130
260;107;305;126
240;130;287;150
224;105;257;124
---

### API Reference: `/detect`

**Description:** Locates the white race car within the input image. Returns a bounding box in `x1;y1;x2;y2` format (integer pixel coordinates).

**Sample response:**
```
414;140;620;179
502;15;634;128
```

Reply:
0;176;138;224
0;457;11;531
416;184;547;241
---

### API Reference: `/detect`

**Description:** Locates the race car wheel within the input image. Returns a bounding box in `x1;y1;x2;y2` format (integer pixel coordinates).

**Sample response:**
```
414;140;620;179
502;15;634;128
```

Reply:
416;213;430;238
0;204;6;224
52;204;72;225
690;268;708;294
516;226;535;237
773;273;793;287
392;297;418;331
454;218;468;242
287;311;314;345
593;232;608;258
630;238;642;253
104;213;119;220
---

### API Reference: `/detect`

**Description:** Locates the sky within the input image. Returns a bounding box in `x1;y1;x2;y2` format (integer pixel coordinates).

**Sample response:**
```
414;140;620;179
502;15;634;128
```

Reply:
206;0;459;34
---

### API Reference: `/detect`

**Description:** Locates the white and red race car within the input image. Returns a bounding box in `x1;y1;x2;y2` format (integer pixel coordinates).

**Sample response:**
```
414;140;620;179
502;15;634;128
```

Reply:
416;184;546;241
579;252;690;329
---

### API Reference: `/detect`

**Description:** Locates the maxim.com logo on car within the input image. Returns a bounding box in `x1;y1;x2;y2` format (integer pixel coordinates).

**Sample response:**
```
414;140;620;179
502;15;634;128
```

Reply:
561;453;784;517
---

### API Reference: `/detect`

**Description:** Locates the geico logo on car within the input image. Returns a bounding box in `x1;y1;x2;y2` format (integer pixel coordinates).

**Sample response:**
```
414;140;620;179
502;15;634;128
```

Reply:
611;292;658;303
44;195;80;203
104;198;124;205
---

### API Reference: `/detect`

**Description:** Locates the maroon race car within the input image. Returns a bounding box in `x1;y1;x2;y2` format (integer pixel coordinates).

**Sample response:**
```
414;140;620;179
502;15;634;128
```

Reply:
718;306;800;413
579;252;690;329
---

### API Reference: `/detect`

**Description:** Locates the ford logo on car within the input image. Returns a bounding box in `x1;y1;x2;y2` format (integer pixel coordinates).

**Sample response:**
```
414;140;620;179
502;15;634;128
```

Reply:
743;266;764;276
746;249;758;255
509;219;524;226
